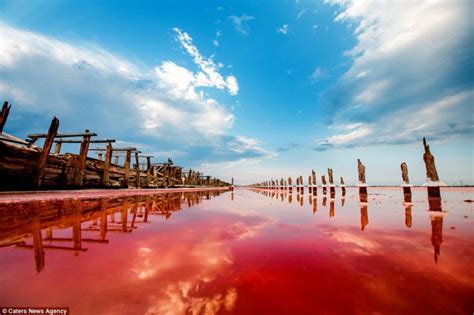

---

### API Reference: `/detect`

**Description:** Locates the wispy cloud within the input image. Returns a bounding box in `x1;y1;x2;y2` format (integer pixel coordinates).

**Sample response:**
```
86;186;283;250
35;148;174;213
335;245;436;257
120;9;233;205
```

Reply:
228;14;255;35
276;24;289;35
309;67;327;83
317;0;474;150
296;9;306;20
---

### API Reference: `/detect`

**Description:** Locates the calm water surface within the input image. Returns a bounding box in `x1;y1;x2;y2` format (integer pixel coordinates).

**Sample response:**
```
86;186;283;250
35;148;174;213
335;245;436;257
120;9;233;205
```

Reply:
0;187;473;314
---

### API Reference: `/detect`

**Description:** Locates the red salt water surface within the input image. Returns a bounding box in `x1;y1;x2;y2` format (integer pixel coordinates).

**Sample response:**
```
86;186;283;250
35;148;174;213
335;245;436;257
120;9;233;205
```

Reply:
0;187;472;314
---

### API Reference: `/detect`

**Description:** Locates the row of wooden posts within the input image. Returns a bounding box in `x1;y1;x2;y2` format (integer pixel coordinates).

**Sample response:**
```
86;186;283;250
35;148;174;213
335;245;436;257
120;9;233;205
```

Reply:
249;138;444;210
0;101;231;189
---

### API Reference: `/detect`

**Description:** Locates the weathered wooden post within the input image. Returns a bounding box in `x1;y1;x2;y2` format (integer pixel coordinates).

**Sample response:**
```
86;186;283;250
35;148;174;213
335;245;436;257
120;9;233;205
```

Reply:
328;168;336;198
0;101;11;133
34;117;59;187
422;138;445;211
321;175;327;195
114;155;120;165
300;175;304;194
54;139;62;155
288;177;293;193
134;151;140;188
230;177;234;191
73;131;92;187
357;159;368;203
400;162;412;203
312;169;317;196
123;150;131;188
146;157;152;187
340;177;346;197
102;142;113;186
308;175;312;193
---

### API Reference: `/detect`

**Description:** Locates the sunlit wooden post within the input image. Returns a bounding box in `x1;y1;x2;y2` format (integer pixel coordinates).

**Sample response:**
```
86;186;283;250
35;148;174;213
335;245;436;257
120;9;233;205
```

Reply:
340;177;346;197
73;131;92;187
34;117;59;187
400;162;412;203
328;168;335;198
422;138;445;211
146;157;152;187
103;142;113;186
134;151;140;188
321;175;327;195
123;150;131;188
288;177;292;193
312;170;317;197
54;139;62;155
31;215;45;273
357;159;368;203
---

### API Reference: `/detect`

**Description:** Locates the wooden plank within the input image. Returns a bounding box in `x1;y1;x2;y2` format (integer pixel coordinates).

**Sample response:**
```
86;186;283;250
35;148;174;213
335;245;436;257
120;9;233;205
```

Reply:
34;117;60;187
73;133;91;187
0;101;11;133
102;142;112;186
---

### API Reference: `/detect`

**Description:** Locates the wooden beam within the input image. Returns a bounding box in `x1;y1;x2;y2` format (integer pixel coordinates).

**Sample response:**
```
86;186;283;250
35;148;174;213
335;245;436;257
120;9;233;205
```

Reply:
90;147;137;152
73;132;91;187
0;101;11;133
27;131;97;143
34;117;59;187
53;139;115;144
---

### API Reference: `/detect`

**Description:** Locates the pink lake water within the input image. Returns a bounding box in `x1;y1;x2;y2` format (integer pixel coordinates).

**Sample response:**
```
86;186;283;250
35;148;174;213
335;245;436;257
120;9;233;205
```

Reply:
0;187;473;314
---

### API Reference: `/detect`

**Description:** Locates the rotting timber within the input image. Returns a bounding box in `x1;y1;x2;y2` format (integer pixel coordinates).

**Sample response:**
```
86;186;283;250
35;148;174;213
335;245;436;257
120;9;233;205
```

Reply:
0;101;230;191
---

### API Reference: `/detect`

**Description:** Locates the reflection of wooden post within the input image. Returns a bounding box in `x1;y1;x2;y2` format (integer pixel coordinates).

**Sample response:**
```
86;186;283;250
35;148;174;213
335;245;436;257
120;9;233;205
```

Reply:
31;216;45;273
322;196;327;207
102;143;112;186
405;205;412;228
72;207;82;253
100;199;108;240
73;132;91;187
360;204;368;231
35;117;59;187
430;215;444;264
329;200;335;218
312;197;317;213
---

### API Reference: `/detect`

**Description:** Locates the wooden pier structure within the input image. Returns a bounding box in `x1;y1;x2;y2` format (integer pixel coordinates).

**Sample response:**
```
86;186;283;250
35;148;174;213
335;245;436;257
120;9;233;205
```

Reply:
0;102;230;191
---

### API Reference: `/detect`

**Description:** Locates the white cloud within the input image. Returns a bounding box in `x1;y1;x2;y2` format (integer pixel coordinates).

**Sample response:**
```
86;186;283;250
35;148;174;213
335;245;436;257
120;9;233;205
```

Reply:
276;24;289;35
0;23;270;169
228;14;255;35
309;67;326;82
297;9;306;20
319;0;474;149
173;28;238;95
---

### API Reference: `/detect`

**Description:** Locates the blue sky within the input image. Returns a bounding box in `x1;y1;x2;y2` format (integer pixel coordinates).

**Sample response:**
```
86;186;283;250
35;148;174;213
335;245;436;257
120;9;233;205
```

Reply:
0;0;473;185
